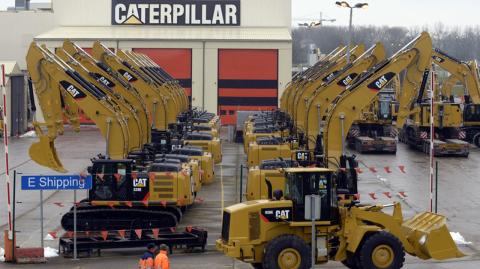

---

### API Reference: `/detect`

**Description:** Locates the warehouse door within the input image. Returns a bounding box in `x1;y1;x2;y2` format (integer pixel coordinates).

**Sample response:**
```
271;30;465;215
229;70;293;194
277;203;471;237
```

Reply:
133;48;193;103
218;49;278;125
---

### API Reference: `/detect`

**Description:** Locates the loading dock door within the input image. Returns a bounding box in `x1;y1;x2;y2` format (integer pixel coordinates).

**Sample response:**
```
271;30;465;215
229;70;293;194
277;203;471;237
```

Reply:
133;48;193;103
218;49;278;125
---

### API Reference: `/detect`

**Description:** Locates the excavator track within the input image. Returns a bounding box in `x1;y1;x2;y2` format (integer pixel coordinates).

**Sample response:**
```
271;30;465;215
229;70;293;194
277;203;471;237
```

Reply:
61;206;181;232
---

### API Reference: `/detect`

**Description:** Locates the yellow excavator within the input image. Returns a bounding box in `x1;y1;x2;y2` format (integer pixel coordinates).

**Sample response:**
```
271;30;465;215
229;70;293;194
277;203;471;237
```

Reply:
246;45;364;167
346;86;398;154
242;46;351;155
94;44;222;164
292;45;366;132
291;45;366;130
217;32;464;269
279;45;346;113
26;42;211;232
431;50;480;147
304;42;386;151
245;43;388;199
398;48;470;156
61;40;150;144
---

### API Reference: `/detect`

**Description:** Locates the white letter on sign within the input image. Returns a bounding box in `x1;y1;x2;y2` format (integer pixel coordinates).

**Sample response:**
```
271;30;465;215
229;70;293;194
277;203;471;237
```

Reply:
127;4;140;21
28;177;35;188
201;4;211;24
150;4;159;24
115;4;127;24
160;4;172;24
172;4;184;24
225;5;237;25
212;5;224;24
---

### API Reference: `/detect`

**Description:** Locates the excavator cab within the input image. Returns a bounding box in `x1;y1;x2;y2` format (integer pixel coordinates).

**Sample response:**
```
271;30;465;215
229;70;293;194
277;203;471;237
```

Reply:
283;169;337;222
88;159;135;201
463;103;480;124
378;91;395;121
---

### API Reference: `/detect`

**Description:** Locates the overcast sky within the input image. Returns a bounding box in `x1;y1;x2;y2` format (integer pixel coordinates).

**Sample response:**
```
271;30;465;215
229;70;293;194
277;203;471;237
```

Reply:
0;0;479;28
293;0;480;28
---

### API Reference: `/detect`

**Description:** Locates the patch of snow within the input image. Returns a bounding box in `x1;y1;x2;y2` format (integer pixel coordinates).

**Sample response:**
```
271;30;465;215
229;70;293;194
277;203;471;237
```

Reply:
450;232;472;245
19;130;37;138
44;247;58;258
44;234;54;241
0;247;5;262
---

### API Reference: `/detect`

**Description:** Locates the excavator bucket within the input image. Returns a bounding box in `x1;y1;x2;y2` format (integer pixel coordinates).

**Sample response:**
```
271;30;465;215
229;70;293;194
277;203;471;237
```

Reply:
402;212;465;260
28;126;67;173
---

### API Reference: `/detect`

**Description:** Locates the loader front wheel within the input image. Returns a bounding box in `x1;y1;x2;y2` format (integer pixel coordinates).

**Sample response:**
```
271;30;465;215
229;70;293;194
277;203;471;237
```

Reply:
341;252;360;269
358;232;405;269
263;235;310;269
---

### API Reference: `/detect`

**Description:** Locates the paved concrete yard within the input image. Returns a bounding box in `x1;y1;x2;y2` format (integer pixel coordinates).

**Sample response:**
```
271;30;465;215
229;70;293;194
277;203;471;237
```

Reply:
1;126;480;268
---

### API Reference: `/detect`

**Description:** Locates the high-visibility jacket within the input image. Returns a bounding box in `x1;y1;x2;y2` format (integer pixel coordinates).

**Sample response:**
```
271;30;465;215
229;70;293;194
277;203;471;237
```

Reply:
154;250;170;269
139;251;155;269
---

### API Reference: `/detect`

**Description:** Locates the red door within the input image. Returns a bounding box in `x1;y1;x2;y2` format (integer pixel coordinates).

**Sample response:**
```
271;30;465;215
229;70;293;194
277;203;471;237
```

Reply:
218;49;278;125
133;48;192;103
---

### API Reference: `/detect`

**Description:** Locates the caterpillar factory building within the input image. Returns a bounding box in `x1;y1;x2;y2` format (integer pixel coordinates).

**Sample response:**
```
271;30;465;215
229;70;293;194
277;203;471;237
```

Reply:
1;0;292;126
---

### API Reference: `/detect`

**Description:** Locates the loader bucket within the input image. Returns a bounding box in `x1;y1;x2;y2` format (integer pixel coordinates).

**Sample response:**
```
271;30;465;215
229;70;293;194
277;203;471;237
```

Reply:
402;212;465;260
29;136;67;173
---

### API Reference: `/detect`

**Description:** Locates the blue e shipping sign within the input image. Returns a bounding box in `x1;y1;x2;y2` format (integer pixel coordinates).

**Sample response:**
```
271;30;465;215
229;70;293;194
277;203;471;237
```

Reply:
21;175;93;190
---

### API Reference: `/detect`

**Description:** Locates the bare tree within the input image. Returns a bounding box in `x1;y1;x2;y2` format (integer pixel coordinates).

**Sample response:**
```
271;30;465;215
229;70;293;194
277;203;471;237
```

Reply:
293;24;480;65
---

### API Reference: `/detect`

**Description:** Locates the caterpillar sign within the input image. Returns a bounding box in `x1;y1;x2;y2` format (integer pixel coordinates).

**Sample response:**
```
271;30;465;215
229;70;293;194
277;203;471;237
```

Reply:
112;0;241;26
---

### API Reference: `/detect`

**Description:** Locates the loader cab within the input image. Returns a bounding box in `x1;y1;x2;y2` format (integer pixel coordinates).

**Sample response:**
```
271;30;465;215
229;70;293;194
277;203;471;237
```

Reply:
283;169;338;222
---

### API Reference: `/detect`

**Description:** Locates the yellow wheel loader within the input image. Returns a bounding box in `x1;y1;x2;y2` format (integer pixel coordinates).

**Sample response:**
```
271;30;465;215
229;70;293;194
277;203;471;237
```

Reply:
217;168;464;269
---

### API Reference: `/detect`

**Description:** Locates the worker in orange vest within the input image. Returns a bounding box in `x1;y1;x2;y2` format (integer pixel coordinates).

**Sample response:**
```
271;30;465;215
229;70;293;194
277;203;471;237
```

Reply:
154;244;170;269
138;243;157;269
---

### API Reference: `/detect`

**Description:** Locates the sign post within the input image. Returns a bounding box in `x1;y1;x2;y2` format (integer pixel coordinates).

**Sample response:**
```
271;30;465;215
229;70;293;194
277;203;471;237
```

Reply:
40;190;44;250
21;174;92;257
73;189;77;260
429;65;435;212
305;195;321;269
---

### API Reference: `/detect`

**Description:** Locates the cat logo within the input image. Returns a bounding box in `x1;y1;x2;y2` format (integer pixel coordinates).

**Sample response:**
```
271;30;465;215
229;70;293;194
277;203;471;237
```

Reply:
432;55;445;63
367;72;396;91
118;69;138;82
337;73;358;87
95;74;116;88
322;71;338;82
59;81;87;99
275;209;291;220
133;178;147;188
260;207;293;222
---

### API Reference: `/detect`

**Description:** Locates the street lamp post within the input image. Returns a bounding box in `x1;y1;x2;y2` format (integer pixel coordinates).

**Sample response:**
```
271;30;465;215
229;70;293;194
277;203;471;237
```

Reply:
335;1;368;63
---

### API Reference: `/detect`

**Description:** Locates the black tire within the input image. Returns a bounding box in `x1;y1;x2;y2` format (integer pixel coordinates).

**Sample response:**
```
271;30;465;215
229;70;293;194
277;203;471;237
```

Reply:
251;263;264;269
357;232;405;269
263;235;311;269
341;252;360;269
473;134;480;148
